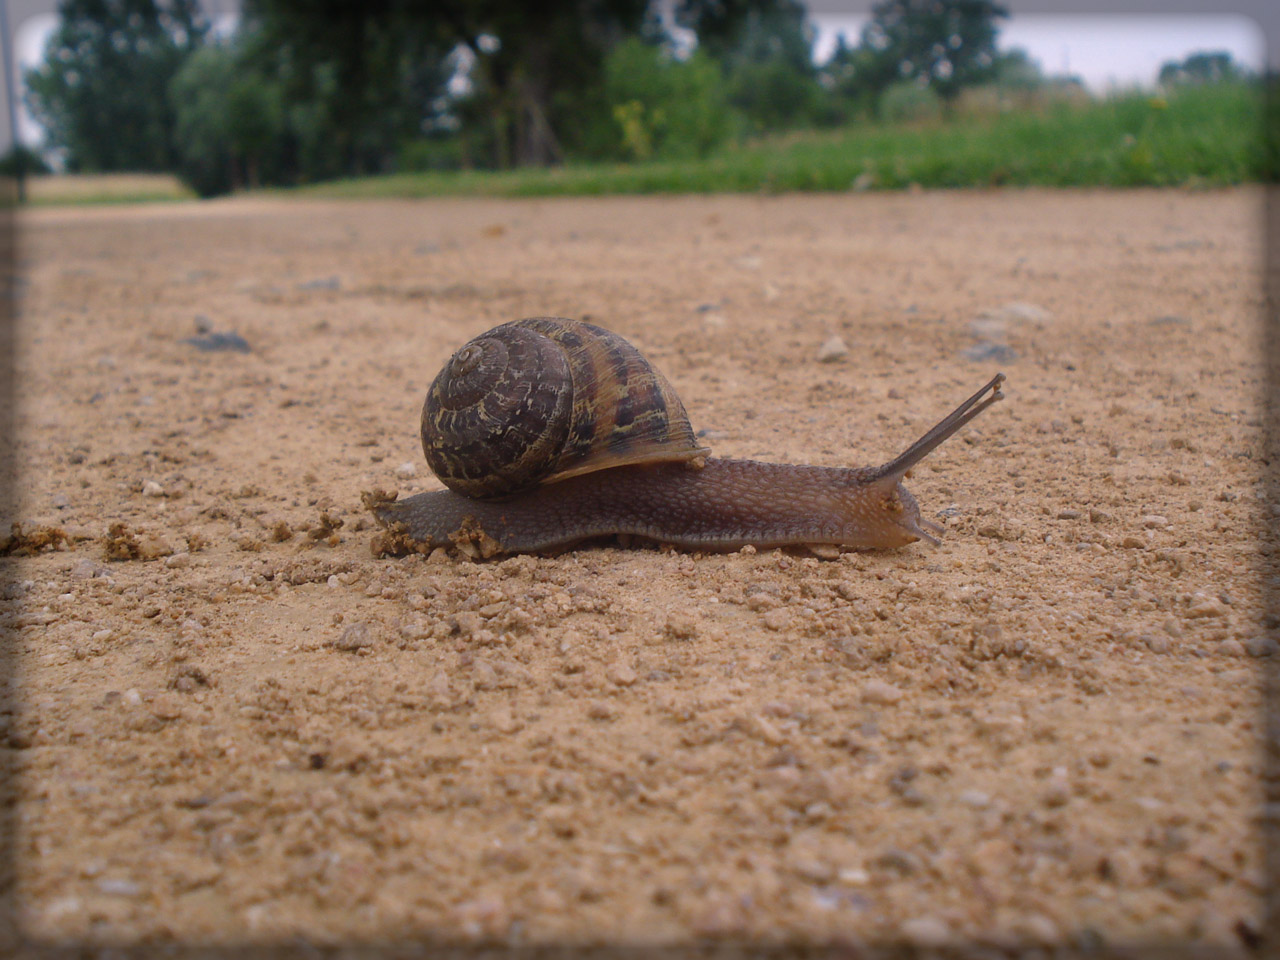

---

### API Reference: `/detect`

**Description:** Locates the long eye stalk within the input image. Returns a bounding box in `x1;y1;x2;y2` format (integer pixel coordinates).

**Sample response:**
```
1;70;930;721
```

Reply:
873;373;1005;482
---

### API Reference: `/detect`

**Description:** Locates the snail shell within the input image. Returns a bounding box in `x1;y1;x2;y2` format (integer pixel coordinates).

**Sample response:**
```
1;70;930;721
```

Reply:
421;317;710;498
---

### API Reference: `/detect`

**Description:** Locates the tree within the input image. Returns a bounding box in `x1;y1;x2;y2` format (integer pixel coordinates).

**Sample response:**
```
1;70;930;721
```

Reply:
676;0;823;132
240;1;455;178
170;39;286;196
246;0;651;171
819;34;881;121
858;0;1008;111
724;7;822;130
1158;51;1246;88
24;0;206;171
991;47;1044;91
675;0;808;63
435;0;652;167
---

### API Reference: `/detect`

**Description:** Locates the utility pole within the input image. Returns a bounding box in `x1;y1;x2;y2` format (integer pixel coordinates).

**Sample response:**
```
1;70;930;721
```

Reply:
0;0;24;203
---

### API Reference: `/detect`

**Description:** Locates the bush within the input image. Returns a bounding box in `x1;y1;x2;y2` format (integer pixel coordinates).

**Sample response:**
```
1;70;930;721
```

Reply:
878;81;943;124
397;137;468;172
171;43;287;196
726;56;822;133
603;39;735;161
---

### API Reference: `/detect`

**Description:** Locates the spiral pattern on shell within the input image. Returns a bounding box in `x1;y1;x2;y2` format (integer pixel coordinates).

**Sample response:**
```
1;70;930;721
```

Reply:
420;317;710;498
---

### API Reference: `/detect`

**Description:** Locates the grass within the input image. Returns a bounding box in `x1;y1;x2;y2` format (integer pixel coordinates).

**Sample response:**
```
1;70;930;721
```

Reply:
12;82;1268;208
301;82;1268;200
14;173;196;206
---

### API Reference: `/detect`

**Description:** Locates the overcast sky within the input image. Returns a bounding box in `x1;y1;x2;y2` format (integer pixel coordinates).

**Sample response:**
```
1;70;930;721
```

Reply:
9;11;1269;150
811;13;1264;90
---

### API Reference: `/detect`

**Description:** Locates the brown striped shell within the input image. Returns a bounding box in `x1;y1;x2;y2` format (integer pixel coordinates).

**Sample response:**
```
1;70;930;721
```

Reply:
420;318;711;498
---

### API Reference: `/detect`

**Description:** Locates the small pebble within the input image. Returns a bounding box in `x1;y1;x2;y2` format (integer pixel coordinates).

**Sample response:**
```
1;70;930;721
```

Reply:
398;616;432;642
837;867;869;885
586;701;616;721
963;341;1017;363
327;575;341;588
95;878;141;897
183;331;251;353
755;715;786;745
790;857;835;883
395;462;417;479
298;275;341;291
41;897;83;922
762;608;791;631
471;661;498;690
900;915;951;947
664;610;699;640
163;552;190;569
70;558;103;580
1023;913;1059;942
861;679;903;705
150;694;182;720
137;534;174;560
1042;776;1071;808
1057;509;1081;520
958;789;991;809
333;622;374;651
490;708;521;734
1141;514;1169;529
607;663;637;686
1142;634;1171;654
1185;595;1227;619
978;301;1051;324
1244;636;1278;657
142;481;165;498
816;336;849;363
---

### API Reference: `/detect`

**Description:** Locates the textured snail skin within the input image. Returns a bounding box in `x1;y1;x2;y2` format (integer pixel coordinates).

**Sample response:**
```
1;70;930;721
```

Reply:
375;459;935;556
372;372;1004;557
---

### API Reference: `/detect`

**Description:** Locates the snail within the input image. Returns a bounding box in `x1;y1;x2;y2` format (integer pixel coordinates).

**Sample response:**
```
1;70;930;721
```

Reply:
369;317;1005;559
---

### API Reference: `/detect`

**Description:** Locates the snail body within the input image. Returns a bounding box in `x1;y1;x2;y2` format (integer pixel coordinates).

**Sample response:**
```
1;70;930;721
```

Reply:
371;318;1005;558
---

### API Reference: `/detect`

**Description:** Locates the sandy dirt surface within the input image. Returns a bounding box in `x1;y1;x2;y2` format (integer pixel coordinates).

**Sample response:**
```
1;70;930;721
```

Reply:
2;189;1271;953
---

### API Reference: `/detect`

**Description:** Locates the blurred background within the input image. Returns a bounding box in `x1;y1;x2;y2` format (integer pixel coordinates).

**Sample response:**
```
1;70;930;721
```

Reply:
0;0;1275;202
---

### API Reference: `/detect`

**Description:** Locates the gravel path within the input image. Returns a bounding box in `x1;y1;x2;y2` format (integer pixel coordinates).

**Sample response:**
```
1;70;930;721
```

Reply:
2;188;1269;953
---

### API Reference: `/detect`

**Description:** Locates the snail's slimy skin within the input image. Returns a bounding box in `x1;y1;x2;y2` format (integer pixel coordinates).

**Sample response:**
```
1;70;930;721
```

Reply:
373;458;938;557
371;327;1004;560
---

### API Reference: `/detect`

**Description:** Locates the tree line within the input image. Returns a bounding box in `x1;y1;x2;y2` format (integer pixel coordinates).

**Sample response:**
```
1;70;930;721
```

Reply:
20;0;1251;197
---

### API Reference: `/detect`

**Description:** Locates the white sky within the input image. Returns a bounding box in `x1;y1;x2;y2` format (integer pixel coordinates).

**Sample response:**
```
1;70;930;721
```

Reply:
11;11;1269;148
812;14;1266;92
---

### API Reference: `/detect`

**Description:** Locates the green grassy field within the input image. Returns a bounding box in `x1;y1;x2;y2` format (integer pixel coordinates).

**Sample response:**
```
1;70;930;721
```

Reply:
300;82;1268;200
15;82;1268;207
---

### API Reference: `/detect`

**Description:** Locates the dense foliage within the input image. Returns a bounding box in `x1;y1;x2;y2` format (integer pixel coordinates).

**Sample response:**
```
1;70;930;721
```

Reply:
20;0;1267;197
25;0;205;171
855;0;1008;107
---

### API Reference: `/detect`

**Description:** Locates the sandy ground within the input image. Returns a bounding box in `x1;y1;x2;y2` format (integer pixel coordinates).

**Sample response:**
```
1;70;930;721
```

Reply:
1;188;1272;953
